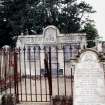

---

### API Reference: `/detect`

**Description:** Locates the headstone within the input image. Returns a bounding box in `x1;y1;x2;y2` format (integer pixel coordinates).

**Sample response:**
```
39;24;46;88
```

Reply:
73;50;105;105
44;26;57;44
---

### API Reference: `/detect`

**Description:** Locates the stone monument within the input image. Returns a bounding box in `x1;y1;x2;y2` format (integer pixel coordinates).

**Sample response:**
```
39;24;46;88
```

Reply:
73;49;105;105
16;25;86;76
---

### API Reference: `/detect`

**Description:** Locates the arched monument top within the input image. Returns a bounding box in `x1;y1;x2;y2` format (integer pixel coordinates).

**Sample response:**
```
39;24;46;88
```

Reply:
2;45;11;51
79;48;99;55
2;45;10;49
78;49;100;62
43;25;60;36
43;25;60;44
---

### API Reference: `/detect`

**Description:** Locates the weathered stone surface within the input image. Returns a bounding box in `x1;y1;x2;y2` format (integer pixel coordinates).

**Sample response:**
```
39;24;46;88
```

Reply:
16;25;86;46
74;50;105;105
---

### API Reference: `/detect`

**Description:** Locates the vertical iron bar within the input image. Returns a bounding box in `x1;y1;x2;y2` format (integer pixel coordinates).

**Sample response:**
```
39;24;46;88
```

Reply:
70;44;72;58
23;47;27;101
6;48;9;94
78;43;80;55
19;48;22;101
14;49;19;103
33;47;37;101
45;47;52;100
1;49;3;94
39;46;42;101
8;48;11;94
71;68;73;105
69;44;73;96
44;47;48;101
56;46;59;96
4;49;7;94
28;47;32;101
48;47;52;97
63;46;66;96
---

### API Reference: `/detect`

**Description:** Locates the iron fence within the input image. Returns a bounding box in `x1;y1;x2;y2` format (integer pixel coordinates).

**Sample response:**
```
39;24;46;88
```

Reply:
0;44;80;102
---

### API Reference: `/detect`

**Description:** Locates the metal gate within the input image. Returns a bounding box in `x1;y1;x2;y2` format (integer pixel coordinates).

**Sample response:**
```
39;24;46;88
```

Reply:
0;44;79;102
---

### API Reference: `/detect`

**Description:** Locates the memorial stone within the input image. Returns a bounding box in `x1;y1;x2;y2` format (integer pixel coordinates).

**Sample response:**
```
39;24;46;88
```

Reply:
16;25;87;75
73;50;105;105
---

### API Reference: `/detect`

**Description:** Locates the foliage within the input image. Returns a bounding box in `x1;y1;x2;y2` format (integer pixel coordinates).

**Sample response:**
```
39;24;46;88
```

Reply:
81;22;98;48
0;0;27;47
30;0;95;33
0;0;96;47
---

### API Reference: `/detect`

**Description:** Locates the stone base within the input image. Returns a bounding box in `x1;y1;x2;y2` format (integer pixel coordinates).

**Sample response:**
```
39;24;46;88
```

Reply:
50;95;72;105
0;94;16;105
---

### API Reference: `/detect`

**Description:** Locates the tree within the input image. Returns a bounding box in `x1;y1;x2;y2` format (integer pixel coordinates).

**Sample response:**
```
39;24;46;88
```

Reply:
30;0;95;33
0;0;28;47
81;22;98;48
0;0;96;47
0;19;15;47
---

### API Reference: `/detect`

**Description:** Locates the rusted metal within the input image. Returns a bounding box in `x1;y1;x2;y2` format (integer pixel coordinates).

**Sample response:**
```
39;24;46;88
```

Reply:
44;48;52;97
0;44;80;103
71;68;73;105
14;49;19;103
48;47;52;96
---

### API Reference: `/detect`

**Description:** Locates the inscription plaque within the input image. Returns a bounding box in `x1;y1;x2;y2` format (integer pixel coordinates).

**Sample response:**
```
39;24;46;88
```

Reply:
73;50;105;105
44;27;57;44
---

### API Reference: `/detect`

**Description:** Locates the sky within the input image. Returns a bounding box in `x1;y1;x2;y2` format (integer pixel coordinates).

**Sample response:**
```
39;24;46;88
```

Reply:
84;0;105;40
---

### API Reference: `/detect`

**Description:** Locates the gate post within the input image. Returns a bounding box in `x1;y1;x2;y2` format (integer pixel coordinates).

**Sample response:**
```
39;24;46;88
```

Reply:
48;47;52;96
44;48;52;97
14;49;19;103
71;68;73;105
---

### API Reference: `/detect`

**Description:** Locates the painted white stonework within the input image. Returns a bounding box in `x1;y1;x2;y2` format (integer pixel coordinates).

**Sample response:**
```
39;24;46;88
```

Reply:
16;25;86;75
97;41;103;52
16;25;86;47
74;50;105;105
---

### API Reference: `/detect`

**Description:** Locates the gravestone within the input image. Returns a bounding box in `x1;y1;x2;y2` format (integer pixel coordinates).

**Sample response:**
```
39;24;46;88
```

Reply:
73;50;105;105
44;26;57;44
